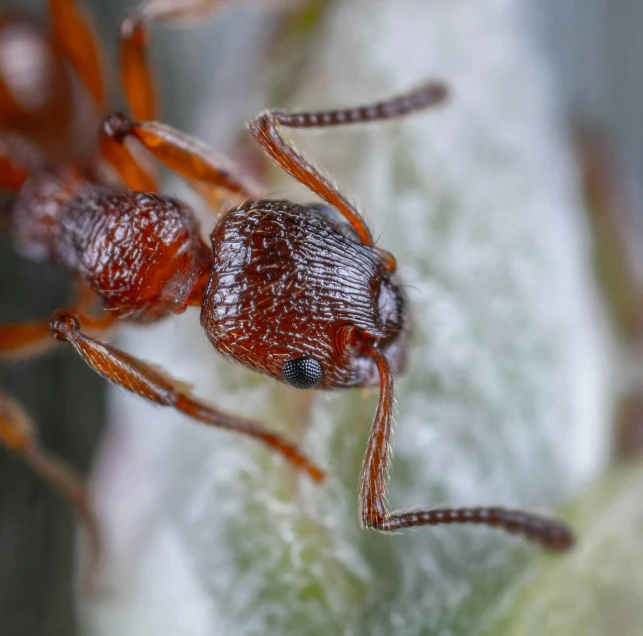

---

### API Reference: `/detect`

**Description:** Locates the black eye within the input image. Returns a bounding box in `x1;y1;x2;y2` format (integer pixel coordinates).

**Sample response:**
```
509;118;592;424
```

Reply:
282;358;323;389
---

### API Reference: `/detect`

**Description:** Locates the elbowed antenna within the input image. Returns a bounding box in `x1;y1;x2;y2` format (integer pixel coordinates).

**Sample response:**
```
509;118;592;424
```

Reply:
358;348;575;551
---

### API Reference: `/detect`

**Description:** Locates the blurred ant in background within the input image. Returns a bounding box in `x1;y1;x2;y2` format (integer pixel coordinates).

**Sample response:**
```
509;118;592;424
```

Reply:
0;0;573;587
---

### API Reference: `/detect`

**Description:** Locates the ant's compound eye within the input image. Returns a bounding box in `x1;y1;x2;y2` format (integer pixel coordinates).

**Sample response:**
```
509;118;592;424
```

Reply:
282;358;323;389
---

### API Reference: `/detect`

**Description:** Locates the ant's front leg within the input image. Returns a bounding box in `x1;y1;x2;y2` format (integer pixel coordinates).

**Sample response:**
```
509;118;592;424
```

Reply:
99;119;158;193
101;112;260;209
49;310;325;483
359;350;574;551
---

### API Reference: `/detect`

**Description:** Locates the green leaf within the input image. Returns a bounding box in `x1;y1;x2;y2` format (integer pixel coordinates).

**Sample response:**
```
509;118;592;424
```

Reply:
488;463;643;636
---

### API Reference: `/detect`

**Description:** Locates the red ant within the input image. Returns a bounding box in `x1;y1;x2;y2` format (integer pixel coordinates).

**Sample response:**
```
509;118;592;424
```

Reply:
0;0;574;582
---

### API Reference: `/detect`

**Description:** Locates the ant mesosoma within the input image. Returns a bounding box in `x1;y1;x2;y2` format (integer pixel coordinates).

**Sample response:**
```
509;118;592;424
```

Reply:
0;0;574;581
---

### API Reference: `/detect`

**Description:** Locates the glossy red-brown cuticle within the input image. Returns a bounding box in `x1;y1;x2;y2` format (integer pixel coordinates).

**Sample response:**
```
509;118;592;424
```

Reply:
202;200;408;389
50;312;79;341
54;189;213;321
1;14;575;566
102;112;132;141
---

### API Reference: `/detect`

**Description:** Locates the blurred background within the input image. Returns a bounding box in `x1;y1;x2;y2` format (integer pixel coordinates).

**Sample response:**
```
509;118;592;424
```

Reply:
534;0;643;239
0;1;642;635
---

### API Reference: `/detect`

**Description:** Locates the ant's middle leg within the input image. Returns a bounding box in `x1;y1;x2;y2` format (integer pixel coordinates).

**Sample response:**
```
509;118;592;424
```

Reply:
49;310;325;482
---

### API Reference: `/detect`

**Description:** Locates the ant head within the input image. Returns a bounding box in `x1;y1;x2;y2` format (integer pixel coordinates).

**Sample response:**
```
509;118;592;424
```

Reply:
201;201;409;389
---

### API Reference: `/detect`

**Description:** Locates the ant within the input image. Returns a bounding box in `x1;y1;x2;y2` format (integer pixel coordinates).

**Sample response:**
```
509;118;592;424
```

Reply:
0;0;574;584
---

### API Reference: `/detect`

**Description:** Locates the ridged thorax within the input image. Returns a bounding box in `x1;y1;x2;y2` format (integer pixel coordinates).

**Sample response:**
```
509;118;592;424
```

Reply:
54;189;213;321
12;174;214;323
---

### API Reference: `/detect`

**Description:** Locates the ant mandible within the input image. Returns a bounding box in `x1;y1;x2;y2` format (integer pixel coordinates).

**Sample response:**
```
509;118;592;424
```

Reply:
0;0;574;577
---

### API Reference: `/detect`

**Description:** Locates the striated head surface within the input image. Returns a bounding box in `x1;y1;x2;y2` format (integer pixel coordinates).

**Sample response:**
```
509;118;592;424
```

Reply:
201;200;409;389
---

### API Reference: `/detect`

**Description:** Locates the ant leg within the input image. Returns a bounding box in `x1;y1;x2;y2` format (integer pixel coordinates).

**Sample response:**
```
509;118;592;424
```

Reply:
248;82;448;245
0;322;56;361
359;349;575;551
120;0;303;121
120;0;228;122
47;0;105;111
101;112;260;207
0;310;115;362
0;389;102;589
99;121;158;193
49;310;325;482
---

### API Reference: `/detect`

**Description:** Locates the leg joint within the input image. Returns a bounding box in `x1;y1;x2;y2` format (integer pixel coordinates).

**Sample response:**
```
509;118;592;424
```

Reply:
50;310;80;341
102;112;133;140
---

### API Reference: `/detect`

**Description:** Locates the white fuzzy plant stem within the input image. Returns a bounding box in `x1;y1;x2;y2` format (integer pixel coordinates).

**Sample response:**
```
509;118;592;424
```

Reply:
82;0;612;634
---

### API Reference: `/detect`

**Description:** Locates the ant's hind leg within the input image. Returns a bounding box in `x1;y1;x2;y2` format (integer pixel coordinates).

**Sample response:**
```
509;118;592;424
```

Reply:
48;0;105;111
48;310;325;483
0;389;102;589
248;82;448;245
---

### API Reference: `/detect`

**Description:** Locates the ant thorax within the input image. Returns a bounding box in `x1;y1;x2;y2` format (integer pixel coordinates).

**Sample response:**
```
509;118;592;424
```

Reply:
201;200;409;390
55;188;213;322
